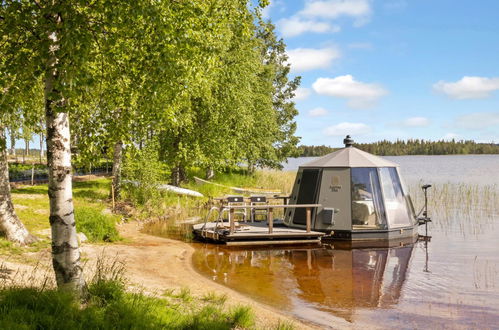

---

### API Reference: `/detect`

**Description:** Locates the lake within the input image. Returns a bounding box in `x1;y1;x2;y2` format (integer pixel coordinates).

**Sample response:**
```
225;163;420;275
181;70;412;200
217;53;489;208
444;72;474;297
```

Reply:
190;155;499;328
282;154;499;186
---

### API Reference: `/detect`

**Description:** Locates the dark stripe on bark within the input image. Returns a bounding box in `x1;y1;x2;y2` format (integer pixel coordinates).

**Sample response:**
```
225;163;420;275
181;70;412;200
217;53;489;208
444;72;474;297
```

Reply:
52;241;79;254
52;259;83;283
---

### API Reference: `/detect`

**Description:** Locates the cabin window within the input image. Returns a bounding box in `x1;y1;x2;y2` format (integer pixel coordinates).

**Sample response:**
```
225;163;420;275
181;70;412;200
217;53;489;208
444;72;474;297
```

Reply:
379;167;412;227
351;168;387;230
396;168;418;225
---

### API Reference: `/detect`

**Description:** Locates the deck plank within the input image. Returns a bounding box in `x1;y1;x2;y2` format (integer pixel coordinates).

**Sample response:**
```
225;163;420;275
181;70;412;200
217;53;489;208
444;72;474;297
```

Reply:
193;221;325;245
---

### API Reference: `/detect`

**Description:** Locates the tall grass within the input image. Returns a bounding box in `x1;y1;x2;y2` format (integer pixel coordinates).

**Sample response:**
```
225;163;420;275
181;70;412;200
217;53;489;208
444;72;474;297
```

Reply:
408;182;499;236
140;169;297;241
0;257;256;330
75;207;121;243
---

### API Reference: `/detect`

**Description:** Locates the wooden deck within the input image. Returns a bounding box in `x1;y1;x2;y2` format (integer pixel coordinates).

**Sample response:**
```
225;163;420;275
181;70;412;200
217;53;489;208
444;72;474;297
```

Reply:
193;221;324;246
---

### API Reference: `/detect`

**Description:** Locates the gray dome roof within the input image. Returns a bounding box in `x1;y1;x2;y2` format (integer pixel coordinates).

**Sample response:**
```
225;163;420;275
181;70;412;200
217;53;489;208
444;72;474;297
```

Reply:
300;146;398;168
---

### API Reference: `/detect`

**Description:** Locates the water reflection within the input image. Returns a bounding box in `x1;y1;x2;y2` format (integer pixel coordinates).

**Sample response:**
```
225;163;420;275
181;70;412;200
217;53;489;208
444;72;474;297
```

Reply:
192;242;415;323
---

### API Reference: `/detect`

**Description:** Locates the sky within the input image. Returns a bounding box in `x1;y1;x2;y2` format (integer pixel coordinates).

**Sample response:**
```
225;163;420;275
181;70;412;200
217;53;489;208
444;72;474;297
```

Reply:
10;1;499;149
263;0;499;147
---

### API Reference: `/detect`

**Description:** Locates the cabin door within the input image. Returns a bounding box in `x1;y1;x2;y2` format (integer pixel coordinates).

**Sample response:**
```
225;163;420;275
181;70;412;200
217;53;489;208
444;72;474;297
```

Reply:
292;169;322;226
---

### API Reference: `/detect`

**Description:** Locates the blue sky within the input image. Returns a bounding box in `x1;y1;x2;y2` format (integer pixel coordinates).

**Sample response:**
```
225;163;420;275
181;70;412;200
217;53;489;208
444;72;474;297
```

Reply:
11;1;499;149
264;0;499;147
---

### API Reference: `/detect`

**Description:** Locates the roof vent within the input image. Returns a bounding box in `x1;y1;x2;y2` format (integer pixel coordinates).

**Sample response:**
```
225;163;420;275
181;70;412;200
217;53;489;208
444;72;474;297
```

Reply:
343;135;354;147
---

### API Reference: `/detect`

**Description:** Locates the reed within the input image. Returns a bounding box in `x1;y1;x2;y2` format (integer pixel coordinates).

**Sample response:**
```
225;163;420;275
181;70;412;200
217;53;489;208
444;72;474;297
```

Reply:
408;182;498;236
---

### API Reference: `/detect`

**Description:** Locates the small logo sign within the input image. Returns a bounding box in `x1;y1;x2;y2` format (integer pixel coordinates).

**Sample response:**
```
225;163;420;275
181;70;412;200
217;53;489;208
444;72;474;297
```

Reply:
331;176;342;192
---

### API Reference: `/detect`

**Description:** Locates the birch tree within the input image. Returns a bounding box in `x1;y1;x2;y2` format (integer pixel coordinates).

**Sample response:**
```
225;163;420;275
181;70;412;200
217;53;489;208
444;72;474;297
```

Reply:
0;35;39;245
0;0;108;292
0;125;37;245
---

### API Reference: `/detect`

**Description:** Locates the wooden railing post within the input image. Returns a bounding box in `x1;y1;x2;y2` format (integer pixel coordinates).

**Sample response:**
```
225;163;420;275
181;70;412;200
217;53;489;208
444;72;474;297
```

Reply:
268;207;273;234
229;208;235;234
306;207;311;233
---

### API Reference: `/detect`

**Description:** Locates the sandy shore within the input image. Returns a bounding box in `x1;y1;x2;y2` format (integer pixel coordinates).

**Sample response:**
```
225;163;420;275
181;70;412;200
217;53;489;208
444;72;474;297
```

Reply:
1;221;342;329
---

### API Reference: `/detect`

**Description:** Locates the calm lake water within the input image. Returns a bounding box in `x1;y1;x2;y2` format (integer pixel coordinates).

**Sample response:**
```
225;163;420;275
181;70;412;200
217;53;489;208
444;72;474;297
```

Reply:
282;154;499;186
187;155;499;328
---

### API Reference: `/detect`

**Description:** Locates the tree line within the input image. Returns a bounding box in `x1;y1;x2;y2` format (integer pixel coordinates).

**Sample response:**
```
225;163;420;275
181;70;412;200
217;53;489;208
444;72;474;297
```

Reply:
298;139;499;157
0;0;299;294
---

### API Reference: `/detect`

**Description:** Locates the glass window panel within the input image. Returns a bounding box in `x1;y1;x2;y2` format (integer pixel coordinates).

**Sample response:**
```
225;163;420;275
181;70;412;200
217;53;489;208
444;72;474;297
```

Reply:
351;168;387;230
396;168;418;225
379;168;412;227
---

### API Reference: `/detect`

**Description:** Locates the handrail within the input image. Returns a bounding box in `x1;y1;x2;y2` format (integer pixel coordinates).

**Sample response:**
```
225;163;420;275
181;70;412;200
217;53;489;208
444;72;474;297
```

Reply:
201;206;221;238
225;204;322;234
225;204;321;209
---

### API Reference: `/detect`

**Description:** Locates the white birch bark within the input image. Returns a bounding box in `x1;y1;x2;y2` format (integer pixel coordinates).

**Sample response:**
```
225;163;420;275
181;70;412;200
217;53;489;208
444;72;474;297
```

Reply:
0;128;37;245
45;21;84;292
39;132;44;163
9;129;15;156
205;167;214;180
112;141;123;200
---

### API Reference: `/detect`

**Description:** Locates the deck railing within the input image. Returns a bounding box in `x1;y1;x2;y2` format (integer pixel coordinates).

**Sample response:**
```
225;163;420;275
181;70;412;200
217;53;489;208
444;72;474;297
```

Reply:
225;204;322;234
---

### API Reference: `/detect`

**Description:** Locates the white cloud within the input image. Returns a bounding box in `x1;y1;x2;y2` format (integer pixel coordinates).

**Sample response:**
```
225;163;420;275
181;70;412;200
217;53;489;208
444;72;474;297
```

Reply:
300;0;372;26
455;112;499;130
287;47;340;72
309;107;328;117
277;0;371;37
324;122;372;136
312;75;387;108
401;117;430;127
293;87;311;101
433;76;499;99
277;17;340;38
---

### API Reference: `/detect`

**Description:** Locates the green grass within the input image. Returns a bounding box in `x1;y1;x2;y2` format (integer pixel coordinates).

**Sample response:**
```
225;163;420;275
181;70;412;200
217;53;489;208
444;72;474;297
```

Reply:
75;207;120;243
0;280;255;330
4;178;121;257
0;254;256;330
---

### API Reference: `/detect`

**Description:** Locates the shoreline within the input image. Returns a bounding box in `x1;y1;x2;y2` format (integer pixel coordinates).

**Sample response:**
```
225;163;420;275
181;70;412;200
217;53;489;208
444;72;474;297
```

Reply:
1;221;328;329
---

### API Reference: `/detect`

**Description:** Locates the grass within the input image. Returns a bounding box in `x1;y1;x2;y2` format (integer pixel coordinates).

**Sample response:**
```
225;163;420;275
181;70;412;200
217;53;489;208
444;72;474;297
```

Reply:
139;168;297;241
0;261;256;330
2;178;121;257
75;207;120;243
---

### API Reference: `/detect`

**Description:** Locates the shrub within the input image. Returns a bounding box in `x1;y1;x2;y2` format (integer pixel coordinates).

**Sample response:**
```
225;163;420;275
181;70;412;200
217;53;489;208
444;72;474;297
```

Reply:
122;143;168;207
75;207;120;243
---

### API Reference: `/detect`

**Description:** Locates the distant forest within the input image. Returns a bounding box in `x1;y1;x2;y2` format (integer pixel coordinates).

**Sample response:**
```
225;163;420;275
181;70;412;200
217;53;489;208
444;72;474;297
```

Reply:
298;139;499;157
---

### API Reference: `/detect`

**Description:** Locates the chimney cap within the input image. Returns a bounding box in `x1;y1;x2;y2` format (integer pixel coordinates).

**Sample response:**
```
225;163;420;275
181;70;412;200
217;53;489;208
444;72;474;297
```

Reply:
343;135;354;147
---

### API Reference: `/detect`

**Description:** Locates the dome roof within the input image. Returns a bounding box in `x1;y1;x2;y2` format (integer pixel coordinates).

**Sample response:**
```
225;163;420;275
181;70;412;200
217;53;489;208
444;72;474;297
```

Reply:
300;146;398;168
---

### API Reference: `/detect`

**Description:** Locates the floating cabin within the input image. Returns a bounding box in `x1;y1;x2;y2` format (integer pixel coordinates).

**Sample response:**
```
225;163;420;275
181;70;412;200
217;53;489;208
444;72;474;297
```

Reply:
284;136;418;241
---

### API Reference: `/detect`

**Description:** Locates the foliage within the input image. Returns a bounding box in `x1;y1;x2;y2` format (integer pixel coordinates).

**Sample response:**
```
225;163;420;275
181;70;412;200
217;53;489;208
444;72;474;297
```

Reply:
356;139;499;155
297;145;337;157
298;140;499;157
74;207;120;243
122;143;168;206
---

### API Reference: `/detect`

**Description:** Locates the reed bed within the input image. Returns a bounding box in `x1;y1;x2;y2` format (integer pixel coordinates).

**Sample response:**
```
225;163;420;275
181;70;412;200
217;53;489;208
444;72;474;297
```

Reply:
408;182;499;236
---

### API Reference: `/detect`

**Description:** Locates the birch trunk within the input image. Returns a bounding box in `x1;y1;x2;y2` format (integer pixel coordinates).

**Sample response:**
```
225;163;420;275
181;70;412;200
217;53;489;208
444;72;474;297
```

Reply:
171;166;181;187
0;128;37;245
9;130;15;156
171;165;186;187
39;131;44;163
25;139;29;161
112;141;123;200
205;167;214;180
45;20;84;292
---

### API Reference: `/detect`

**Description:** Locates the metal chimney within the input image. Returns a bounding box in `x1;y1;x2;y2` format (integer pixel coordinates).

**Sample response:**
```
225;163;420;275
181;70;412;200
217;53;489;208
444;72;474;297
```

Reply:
343;135;354;147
